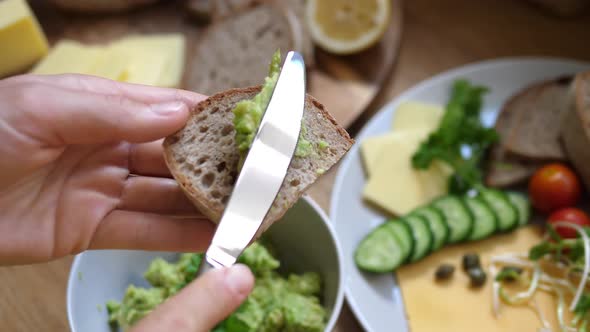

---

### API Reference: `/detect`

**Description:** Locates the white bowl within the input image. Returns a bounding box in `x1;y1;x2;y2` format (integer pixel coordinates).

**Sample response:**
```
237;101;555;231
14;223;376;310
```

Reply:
67;195;344;332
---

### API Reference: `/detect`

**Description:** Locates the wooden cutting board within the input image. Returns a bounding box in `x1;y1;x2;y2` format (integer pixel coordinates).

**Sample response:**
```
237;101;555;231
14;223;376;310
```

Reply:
28;0;402;129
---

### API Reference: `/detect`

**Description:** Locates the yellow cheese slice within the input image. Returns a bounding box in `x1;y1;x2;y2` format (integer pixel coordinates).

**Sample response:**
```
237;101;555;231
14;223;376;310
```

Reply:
114;34;186;87
87;47;130;81
398;226;562;332
0;0;49;77
360;129;430;176
360;101;444;176
125;53;167;86
392;101;444;131
109;43;167;86
416;161;452;202
31;40;104;75
363;131;445;216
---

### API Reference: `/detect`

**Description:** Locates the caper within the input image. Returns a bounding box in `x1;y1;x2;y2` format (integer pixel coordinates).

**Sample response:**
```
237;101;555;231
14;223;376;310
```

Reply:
435;264;455;280
468;267;487;287
462;253;481;271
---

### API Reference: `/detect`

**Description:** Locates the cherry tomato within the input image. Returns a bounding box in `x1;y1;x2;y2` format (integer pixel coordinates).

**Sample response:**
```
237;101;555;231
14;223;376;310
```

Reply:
528;163;581;213
547;207;590;239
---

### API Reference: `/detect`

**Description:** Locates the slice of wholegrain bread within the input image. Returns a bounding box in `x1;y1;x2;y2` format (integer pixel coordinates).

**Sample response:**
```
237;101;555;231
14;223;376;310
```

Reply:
486;147;541;188
186;2;303;96
560;71;590;190
485;82;541;187
504;76;572;160
163;86;353;234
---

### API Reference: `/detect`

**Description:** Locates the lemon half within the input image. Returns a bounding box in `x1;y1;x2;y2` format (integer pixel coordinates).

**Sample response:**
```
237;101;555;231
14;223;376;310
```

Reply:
306;0;391;55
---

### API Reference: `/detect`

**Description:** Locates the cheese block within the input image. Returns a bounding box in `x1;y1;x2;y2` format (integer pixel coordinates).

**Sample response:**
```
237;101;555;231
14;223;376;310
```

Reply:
87;47;129;81
115;34;186;87
361;129;430;176
0;0;49;77
109;39;167;86
31;40;103;75
30;34;185;87
392;101;444;131
363;131;449;216
397;226;562;332
120;52;167;86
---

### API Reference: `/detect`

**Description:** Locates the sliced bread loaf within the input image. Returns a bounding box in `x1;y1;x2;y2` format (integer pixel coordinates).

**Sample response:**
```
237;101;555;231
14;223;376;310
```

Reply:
185;0;264;22
163;86;353;234
486;82;537;187
560;71;590;190
504;76;572;160
49;0;157;13
186;2;303;96
486;148;541;188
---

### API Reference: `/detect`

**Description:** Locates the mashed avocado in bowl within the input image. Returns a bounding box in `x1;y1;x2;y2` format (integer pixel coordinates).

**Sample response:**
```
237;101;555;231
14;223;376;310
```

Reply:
106;241;327;332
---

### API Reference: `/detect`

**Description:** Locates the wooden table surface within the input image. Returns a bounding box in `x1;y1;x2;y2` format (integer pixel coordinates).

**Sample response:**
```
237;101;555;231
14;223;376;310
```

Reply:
2;1;590;331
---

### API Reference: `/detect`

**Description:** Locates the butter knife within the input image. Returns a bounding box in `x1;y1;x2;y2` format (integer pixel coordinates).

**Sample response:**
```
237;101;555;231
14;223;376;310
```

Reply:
197;51;306;275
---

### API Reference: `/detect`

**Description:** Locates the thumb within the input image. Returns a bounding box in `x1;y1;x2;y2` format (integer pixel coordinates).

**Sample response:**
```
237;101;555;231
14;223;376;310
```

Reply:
9;76;195;145
130;264;254;332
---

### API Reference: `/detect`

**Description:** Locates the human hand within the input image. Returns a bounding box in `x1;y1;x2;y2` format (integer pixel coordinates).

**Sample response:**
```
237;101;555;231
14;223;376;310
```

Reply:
0;74;216;264
130;264;254;332
0;74;255;331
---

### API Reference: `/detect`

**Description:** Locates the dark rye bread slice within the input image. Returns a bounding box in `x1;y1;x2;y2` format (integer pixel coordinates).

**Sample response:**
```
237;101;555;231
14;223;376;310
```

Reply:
486;84;539;187
504;76;573;160
486;149;541;188
186;2;304;96
163;86;353;234
486;87;525;188
561;71;590;190
486;76;573;187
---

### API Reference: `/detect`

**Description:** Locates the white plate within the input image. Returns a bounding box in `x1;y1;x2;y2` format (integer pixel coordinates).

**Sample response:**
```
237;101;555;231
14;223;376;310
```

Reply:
329;57;590;332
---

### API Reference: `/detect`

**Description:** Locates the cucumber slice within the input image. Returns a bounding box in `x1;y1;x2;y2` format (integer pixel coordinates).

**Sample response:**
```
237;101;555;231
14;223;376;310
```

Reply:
479;189;518;232
382;220;413;262
432;196;473;243
355;223;406;273
506;192;531;226
403;215;433;262
412;206;448;251
463;196;497;241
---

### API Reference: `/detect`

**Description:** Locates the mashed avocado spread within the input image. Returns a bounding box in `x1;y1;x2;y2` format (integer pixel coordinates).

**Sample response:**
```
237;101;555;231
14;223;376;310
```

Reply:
106;242;327;332
232;50;316;167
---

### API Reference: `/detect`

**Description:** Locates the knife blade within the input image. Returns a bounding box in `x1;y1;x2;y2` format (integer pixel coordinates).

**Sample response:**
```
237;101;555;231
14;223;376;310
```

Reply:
197;51;306;275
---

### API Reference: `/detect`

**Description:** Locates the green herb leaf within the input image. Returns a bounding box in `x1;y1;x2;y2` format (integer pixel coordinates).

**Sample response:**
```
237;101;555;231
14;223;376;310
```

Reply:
574;294;590;316
529;242;552;261
411;79;497;193
547;224;563;243
495;266;523;282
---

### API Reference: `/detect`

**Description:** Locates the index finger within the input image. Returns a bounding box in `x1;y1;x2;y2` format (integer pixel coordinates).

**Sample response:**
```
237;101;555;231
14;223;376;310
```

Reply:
128;140;171;177
23;74;208;106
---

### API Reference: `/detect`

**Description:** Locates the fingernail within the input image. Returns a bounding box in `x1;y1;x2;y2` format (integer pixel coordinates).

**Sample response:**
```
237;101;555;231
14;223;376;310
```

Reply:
150;101;186;116
225;264;254;296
